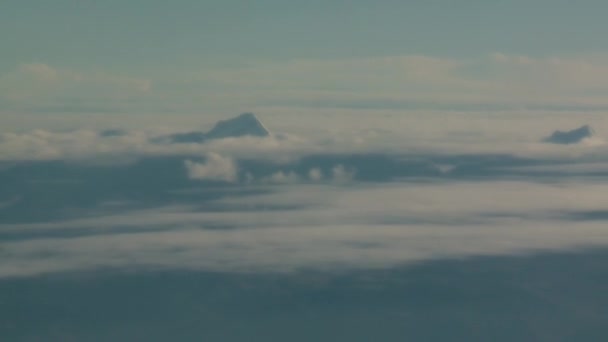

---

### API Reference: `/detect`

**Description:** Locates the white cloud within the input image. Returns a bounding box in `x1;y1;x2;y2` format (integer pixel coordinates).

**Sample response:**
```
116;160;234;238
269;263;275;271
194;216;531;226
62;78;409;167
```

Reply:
0;63;151;104
485;53;608;104
180;53;608;112
506;162;608;174
308;168;323;181
240;165;352;185
2;109;608;163
1;217;607;278
0;127;313;162
212;181;608;226
206;55;469;90
5;53;608;120
331;164;355;182
18;63;59;82
265;170;300;184
0;129;151;161
3;180;608;278
184;153;237;182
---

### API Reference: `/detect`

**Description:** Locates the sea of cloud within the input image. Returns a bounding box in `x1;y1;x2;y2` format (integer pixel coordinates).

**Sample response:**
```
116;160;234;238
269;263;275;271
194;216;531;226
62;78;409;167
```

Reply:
2;109;608;162
2;175;608;277
1;110;608;278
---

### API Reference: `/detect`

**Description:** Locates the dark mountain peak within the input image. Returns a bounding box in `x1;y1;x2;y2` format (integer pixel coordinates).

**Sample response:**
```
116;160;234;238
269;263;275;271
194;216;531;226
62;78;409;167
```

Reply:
159;113;270;144
205;112;270;140
543;125;594;144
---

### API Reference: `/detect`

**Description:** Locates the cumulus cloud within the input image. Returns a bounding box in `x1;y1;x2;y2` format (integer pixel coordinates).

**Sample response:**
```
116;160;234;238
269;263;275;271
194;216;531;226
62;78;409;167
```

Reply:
264;170;300;184
308;168;322;181
331;164;355;182
254;165;354;185
306;165;354;183
184;153;237;182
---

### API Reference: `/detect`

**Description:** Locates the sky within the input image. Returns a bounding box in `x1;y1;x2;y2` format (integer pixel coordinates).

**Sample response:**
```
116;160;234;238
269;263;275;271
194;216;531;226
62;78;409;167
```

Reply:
3;0;608;125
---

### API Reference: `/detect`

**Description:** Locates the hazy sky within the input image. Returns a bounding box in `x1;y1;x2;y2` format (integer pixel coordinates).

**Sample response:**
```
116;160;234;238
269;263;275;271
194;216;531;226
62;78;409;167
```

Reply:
3;0;608;68
2;0;608;125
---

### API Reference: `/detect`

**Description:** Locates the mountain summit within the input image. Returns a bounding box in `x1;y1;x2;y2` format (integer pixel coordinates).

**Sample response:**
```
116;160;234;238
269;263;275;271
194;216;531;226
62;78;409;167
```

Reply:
162;113;270;143
543;125;594;144
205;112;270;140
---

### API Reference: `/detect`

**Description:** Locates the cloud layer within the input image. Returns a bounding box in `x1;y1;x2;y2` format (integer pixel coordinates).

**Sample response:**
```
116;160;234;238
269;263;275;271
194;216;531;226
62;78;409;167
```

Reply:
1;109;608;163
3;180;608;278
6;53;608;119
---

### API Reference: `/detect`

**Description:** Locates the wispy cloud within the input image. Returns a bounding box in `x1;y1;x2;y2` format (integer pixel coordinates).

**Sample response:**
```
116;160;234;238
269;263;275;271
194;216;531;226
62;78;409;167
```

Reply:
5;53;608;116
185;53;608;111
0;63;151;109
3;180;608;278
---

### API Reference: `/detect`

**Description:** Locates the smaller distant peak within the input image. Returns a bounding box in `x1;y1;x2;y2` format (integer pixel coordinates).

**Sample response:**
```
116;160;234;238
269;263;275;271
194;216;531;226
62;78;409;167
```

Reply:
154;112;270;144
204;112;270;140
543;125;594;144
581;125;594;134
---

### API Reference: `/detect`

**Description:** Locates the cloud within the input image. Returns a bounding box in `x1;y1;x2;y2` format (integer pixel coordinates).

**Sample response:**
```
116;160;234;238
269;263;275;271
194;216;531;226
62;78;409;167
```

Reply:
308;168;322;181
206;55;468;90
264;170;300;184
177;53;608;112
2;108;608;163
5;53;608;118
4;180;608;278
0;127;311;162
184;153;237;182
306;165;354;183
0;129;152;161
246;165;353;185
490;53;608;91
506;162;608;174
331;164;355;182
0;63;151;109
2;216;607;278
18;63;59;83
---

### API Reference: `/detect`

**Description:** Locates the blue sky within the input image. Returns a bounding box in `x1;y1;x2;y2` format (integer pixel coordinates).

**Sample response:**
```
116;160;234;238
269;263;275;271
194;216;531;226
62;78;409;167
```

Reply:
2;0;608;121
